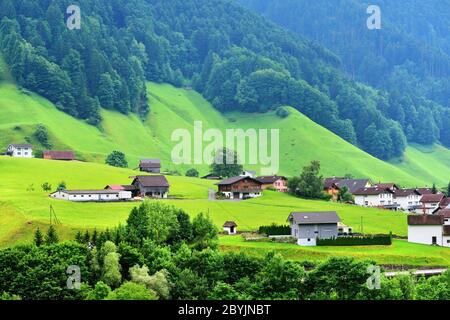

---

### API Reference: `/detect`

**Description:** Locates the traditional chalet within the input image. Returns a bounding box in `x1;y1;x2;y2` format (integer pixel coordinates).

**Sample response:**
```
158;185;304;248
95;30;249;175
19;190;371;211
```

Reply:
416;194;447;214
6;144;33;158
201;173;223;180
393;189;422;211
223;221;238;235
323;177;372;201
139;159;161;173
216;176;262;200
131;175;169;198
50;189;132;202
408;213;450;247
288;211;341;246
256;176;288;192
43;150;75;161
353;186;399;210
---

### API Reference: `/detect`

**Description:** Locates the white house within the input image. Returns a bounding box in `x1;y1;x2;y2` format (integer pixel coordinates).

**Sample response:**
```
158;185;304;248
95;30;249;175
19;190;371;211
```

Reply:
415;194;447;214
223;221;237;235
6;144;33;158
408;212;450;247
393;189;422;212
288;211;341;246
240;170;256;178
353;186;399;210
50;189;132;202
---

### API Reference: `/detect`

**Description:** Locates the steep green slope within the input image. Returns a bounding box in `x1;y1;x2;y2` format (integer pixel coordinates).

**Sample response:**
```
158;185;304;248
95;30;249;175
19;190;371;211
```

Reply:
0;82;449;185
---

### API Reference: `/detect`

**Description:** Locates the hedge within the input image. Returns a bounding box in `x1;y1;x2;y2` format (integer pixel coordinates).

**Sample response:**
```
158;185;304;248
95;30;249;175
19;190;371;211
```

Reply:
259;224;291;236
317;233;392;246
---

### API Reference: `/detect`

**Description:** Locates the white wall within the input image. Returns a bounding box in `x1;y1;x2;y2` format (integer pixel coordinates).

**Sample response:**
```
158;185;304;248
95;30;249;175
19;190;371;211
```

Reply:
298;238;316;246
8;146;33;158
355;193;393;207
408;225;443;246
51;191;131;202
394;195;421;211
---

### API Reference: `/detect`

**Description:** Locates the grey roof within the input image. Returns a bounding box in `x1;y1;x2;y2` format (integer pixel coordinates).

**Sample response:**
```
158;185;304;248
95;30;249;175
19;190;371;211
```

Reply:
56;190;123;195
133;175;169;187
353;186;394;195
139;159;161;168
289;211;341;225
9;144;32;148
256;176;287;184
223;221;237;227
335;179;371;193
394;189;421;197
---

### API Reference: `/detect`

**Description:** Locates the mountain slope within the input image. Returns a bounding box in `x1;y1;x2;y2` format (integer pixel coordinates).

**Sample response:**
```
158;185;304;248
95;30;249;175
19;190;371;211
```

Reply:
1;81;449;186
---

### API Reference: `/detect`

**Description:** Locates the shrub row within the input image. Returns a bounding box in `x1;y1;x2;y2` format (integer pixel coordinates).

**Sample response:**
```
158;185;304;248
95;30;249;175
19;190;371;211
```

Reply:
258;224;291;236
317;234;392;246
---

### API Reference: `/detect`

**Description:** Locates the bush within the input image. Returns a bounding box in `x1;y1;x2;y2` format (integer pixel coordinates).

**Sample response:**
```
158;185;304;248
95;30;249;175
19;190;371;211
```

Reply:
259;224;291;236
317;234;392;246
105;151;128;168
185;168;199;177
275;106;291;118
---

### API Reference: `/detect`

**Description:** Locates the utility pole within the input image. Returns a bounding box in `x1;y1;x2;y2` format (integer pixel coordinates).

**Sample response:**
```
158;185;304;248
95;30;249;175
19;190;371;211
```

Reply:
361;216;364;235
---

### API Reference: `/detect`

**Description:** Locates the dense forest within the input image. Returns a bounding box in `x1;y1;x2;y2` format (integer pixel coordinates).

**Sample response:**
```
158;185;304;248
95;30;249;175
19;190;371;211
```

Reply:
239;0;450;151
1;0;448;160
2;201;450;301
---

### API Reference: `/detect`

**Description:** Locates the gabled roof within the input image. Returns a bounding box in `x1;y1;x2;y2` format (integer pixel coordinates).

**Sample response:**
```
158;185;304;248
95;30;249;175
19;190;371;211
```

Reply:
8;143;32;148
256;175;287;184
323;177;344;189
133;175;169;187
139;159;161;168
394;189;421;197
202;173;223;179
373;183;399;190
216;176;262;186
420;194;445;203
105;185;137;191
288;211;341;225
54;190;124;195
416;188;435;195
43;150;75;160
223;221;237;227
323;177;371;193
353;186;394;195
408;214;444;226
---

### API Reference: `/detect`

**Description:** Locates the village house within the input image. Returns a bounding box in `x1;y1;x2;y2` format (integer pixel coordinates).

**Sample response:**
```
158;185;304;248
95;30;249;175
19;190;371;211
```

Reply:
6;144;33;158
50;189;132;202
408;213;450;247
288;211;341;246
353;186;399;210
131;175;169;198
392;189;422;212
43;150;75;161
323;177;372;201
256;175;288;192
139;159;161;173
433;198;450;214
416;194;447;214
216;176;262;200
223;221;238;235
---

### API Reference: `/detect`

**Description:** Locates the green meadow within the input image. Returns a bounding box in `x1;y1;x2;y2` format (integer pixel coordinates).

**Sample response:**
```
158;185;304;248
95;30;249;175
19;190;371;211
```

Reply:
0;82;449;186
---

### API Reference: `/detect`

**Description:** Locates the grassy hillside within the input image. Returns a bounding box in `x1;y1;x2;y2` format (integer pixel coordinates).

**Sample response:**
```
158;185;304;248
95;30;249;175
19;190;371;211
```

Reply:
0;82;449;186
0;157;408;247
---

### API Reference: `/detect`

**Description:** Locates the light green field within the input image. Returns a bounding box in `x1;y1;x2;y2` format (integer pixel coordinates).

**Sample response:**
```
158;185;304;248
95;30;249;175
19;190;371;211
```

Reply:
0;157;407;246
219;236;450;267
0;82;449;186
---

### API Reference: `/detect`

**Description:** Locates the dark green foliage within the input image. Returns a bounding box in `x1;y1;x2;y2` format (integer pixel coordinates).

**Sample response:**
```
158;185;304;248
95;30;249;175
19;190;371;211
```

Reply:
45;225;59;245
33;124;51;149
33;228;44;247
191;213;218;250
317;234;392;246
185;168;199;177
338;186;353;203
288;161;328;200
275;106;290;118
210;148;243;178
56;181;66;191
105;151;128;168
41;182;52;192
258;224;291;236
432;183;438;194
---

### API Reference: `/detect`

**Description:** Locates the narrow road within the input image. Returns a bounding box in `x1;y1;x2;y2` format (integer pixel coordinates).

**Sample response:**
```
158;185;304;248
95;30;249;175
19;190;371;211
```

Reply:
385;268;447;277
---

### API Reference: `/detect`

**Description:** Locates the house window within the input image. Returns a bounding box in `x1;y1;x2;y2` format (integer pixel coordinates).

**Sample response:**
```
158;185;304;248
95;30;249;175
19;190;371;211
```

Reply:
307;238;311;242
447;240;450;244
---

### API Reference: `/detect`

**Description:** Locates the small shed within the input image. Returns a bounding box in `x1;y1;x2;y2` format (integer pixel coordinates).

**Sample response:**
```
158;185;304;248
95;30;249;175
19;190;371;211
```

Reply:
223;221;238;235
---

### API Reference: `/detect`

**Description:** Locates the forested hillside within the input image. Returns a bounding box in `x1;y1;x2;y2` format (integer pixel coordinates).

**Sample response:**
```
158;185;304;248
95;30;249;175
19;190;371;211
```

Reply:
238;0;450;150
0;0;416;160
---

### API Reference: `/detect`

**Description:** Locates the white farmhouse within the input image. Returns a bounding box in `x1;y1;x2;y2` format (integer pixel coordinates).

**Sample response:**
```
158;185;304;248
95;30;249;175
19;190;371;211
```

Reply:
416;194;447;214
353;186;399;210
408;211;450;247
223;221;238;235
393;189;422;212
6;144;33;158
50;189;132;202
